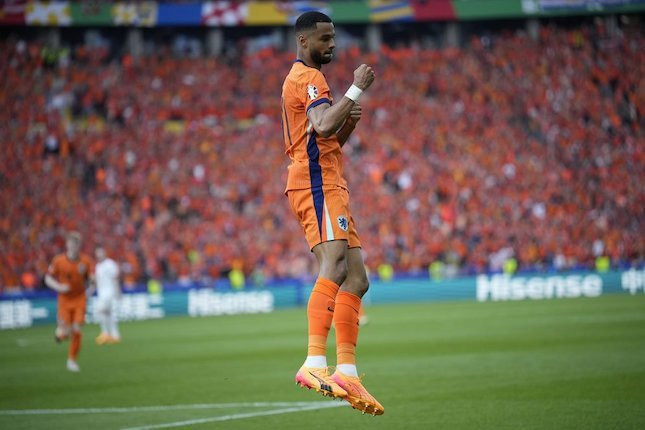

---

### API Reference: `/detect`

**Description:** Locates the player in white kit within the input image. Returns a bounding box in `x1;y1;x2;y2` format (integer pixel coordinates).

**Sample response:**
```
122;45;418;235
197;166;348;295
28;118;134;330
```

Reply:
94;247;122;344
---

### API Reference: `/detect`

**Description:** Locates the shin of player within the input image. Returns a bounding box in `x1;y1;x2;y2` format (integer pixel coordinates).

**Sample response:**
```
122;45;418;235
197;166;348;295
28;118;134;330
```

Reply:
45;231;94;372
94;247;121;345
283;12;383;415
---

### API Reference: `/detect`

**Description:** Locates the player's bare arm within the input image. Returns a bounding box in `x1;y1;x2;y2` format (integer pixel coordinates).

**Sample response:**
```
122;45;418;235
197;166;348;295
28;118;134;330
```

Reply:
44;273;70;293
307;64;374;138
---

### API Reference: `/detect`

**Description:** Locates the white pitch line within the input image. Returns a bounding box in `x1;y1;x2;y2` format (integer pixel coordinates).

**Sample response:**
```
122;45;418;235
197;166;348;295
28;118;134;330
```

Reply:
121;402;346;430
0;402;335;416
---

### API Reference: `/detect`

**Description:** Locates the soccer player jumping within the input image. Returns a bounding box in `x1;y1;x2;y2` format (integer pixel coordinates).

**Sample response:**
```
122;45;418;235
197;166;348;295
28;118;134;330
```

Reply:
281;12;384;415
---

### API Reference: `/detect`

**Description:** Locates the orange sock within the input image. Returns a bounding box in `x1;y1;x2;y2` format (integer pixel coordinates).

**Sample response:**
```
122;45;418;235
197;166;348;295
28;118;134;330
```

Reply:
307;278;340;356
334;291;361;365
69;331;81;360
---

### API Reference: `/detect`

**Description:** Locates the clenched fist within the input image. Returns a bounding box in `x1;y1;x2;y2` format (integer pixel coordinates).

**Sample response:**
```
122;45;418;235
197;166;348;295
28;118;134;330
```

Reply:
353;64;375;91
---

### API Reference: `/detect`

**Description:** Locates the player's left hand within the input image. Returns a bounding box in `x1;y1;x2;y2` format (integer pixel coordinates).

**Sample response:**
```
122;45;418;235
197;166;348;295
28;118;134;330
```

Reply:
347;102;362;126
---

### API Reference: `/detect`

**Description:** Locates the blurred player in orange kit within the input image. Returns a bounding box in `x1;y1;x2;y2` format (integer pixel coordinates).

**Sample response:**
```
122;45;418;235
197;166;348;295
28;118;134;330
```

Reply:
281;11;383;415
45;232;94;372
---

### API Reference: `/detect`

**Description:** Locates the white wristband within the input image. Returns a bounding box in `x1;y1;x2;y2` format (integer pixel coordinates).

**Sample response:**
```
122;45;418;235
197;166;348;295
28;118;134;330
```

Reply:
344;84;363;102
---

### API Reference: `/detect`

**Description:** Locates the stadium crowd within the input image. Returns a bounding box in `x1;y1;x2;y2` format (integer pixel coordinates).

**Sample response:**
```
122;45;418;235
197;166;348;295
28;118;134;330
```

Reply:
0;21;642;292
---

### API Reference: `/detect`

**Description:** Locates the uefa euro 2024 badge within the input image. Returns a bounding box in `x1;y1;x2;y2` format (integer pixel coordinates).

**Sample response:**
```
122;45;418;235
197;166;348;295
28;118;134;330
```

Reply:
307;84;318;100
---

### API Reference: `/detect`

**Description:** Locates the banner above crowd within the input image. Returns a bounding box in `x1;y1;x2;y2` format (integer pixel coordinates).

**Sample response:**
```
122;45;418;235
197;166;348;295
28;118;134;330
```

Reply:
1;0;644;27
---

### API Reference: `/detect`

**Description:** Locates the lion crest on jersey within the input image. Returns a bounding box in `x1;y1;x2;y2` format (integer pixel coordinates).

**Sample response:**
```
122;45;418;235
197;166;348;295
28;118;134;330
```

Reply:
337;215;348;232
78;263;87;275
307;84;318;100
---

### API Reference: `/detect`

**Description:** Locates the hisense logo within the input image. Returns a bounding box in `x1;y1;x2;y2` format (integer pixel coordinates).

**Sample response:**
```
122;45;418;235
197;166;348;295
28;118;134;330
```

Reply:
188;290;274;316
621;268;645;295
476;274;603;302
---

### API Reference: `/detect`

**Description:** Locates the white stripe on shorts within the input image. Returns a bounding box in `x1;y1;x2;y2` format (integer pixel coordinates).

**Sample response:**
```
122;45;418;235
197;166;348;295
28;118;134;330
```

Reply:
323;200;334;241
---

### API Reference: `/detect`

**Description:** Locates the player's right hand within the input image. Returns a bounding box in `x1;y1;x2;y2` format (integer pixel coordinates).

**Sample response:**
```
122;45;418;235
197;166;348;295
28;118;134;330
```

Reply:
347;102;362;126
58;283;70;293
353;64;375;91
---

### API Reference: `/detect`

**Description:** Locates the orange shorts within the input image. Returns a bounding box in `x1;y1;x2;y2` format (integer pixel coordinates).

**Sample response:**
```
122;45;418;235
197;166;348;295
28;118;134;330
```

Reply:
57;296;87;325
287;185;361;251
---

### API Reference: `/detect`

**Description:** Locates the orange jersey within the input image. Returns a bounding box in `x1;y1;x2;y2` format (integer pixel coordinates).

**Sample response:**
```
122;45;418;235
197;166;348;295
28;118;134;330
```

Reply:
48;253;93;300
281;60;347;192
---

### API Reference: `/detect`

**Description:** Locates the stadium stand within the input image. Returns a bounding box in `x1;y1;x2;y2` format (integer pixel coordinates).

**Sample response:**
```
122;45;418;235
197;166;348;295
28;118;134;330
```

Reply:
0;20;642;292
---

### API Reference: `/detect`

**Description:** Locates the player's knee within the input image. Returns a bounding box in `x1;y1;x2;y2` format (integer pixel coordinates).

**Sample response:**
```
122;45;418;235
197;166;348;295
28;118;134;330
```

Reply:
349;274;369;297
320;256;348;285
71;323;82;333
330;260;348;285
359;276;370;296
334;261;348;285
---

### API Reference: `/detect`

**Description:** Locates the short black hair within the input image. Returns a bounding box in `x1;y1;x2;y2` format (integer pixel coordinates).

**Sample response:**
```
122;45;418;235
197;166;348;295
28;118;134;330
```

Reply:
294;11;332;34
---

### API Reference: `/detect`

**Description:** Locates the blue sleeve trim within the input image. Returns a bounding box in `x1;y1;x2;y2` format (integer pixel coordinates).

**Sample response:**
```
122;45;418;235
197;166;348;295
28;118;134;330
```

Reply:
306;98;331;113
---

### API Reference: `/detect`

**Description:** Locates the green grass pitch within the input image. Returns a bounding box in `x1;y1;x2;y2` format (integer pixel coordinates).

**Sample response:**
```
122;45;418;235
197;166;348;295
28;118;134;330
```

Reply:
1;294;644;429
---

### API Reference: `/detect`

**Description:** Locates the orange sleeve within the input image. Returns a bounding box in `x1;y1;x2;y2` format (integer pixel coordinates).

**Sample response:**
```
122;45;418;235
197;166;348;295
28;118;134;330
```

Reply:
303;71;332;114
48;256;60;278
84;255;95;280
